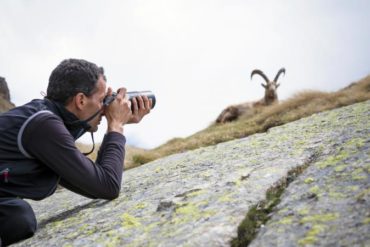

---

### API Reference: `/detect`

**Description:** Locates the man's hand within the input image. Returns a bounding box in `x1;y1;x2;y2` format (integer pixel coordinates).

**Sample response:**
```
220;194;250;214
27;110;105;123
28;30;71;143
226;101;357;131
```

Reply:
105;87;132;133
128;95;152;124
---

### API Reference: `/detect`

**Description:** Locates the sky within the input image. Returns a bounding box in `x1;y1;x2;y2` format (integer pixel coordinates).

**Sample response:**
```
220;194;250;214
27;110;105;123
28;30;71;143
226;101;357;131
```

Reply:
1;0;369;149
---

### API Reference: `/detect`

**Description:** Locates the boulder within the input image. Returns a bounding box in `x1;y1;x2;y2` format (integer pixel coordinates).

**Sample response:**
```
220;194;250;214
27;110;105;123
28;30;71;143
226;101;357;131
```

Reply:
0;77;11;102
0;77;15;112
15;100;370;246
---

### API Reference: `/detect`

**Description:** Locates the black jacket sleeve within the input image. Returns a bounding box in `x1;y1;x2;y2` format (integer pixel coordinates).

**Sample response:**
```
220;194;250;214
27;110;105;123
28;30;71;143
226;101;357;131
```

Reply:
22;113;125;200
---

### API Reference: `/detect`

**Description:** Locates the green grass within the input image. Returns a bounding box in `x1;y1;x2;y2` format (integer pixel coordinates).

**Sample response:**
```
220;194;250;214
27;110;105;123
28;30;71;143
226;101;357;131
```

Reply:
125;75;370;169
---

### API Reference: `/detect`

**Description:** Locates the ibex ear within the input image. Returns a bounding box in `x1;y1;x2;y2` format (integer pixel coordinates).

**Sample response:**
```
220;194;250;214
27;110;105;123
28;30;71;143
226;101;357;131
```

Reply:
276;83;280;88
261;83;267;89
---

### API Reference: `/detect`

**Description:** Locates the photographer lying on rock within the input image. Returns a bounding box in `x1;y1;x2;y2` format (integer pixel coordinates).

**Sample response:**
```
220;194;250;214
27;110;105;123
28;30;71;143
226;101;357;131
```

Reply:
0;58;152;246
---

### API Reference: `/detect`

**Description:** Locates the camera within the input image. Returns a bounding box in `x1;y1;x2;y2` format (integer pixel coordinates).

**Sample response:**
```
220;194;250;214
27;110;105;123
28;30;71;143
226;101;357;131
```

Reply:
103;90;156;110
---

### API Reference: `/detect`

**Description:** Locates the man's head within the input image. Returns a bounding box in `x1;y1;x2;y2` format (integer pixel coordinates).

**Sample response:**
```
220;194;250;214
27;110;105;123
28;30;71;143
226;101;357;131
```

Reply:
47;59;107;132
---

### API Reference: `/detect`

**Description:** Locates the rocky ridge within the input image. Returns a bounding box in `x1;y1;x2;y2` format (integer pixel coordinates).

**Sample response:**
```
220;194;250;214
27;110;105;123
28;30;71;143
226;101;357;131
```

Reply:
0;77;15;112
15;100;370;246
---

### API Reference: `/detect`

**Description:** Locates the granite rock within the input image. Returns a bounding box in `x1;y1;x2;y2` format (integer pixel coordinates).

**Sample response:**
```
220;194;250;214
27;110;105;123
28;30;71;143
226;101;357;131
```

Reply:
15;100;370;247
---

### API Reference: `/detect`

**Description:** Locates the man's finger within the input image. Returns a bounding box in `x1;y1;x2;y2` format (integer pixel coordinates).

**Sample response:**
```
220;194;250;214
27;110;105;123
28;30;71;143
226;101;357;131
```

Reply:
106;87;113;96
131;97;138;112
137;96;145;110
117;87;127;98
143;96;150;109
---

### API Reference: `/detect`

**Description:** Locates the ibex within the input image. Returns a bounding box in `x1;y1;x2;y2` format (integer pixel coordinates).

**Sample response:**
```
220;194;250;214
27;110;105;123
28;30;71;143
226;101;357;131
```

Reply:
216;68;285;123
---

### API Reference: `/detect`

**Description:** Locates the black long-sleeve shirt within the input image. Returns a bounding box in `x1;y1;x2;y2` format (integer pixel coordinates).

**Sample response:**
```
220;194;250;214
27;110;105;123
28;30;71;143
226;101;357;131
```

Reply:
22;112;125;200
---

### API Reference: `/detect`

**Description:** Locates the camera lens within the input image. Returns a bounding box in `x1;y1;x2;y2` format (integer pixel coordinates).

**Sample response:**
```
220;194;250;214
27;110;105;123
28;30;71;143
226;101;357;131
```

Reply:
127;91;156;109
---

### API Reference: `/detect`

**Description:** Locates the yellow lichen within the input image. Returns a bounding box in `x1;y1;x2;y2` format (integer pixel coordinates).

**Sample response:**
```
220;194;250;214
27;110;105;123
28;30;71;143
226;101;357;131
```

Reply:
363;217;370;225
328;191;345;199
316;151;350;169
298;224;327;246
334;164;347;172
300;213;339;224
154;167;162;173
134;202;147;210
176;203;198;215
347;185;360;192
345;138;366;149
278;216;293;225
298;208;310;216
172;203;216;225
121;213;141;228
351;168;367;180
309;185;320;195
218;193;234;203
304;177;315;184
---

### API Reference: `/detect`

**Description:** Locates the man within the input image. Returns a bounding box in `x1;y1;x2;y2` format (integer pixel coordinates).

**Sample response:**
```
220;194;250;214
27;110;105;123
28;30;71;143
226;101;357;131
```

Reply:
0;59;152;246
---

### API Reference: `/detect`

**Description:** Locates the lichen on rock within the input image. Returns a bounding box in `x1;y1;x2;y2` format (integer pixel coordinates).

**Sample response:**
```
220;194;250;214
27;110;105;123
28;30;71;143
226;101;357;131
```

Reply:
14;100;370;247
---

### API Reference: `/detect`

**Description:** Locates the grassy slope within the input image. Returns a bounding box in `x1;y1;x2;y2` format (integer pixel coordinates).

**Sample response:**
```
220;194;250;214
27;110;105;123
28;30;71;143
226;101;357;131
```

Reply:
126;75;370;169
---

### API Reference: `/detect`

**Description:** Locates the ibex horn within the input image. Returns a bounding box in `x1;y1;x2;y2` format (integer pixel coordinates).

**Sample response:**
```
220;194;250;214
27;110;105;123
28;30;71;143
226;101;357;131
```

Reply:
251;69;269;83
273;68;286;82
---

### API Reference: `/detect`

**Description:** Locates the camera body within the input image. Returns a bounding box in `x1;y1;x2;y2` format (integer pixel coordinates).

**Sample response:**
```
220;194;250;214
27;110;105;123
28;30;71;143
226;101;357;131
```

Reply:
103;90;156;110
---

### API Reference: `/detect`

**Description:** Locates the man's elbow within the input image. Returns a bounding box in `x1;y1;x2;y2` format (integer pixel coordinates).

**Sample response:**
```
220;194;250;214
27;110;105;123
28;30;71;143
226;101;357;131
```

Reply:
102;186;121;200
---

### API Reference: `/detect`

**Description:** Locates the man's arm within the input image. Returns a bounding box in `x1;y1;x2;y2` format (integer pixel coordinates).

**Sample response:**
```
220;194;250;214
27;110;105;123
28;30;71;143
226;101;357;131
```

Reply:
22;113;125;200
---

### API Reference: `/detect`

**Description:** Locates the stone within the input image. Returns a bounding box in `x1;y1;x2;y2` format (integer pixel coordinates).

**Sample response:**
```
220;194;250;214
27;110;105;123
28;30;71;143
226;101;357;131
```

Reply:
14;100;370;246
0;77;10;101
0;77;15;112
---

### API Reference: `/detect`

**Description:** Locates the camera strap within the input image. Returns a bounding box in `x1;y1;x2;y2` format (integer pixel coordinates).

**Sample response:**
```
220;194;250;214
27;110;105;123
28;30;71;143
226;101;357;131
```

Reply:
83;109;102;123
82;132;95;156
79;109;103;156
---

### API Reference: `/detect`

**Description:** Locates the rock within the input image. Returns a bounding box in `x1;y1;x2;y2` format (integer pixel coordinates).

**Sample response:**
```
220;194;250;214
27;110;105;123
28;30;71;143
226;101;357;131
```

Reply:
249;107;370;246
14;101;370;246
0;77;11;102
0;77;15;112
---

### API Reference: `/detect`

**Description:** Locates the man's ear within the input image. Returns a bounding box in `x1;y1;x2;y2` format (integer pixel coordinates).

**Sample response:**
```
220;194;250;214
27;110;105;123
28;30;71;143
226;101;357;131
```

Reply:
74;92;86;110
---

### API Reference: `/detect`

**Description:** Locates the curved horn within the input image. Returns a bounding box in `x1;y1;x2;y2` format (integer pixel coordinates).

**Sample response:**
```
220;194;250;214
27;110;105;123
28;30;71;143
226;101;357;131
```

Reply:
251;69;269;83
273;67;286;82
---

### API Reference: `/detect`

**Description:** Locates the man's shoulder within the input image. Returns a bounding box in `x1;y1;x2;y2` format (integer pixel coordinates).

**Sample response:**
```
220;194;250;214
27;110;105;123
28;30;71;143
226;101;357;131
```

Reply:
25;110;63;131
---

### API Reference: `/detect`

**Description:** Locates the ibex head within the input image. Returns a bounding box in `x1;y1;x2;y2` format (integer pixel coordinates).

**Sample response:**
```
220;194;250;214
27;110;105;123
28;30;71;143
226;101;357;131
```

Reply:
250;68;285;105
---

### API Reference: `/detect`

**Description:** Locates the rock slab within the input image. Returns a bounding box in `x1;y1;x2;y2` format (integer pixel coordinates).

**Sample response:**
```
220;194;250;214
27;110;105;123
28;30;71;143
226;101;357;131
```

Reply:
15;101;370;246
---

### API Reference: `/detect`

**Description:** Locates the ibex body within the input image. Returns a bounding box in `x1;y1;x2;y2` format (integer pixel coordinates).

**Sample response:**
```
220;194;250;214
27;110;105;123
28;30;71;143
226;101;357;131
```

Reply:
216;68;285;123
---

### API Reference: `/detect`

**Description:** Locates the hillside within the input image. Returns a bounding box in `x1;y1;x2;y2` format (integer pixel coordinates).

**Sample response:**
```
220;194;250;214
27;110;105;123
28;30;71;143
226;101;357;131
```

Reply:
122;75;370;169
16;99;370;246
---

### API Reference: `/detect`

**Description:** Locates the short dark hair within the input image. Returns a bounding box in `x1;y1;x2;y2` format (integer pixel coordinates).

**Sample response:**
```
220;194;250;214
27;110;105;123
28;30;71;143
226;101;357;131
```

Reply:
46;58;106;105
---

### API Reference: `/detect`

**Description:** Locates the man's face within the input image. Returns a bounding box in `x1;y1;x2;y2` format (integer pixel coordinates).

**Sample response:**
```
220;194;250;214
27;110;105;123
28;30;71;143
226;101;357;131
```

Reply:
82;76;107;132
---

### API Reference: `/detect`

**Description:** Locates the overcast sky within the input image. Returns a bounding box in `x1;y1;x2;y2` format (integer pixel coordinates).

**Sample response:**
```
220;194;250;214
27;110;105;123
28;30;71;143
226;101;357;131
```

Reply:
1;0;369;149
